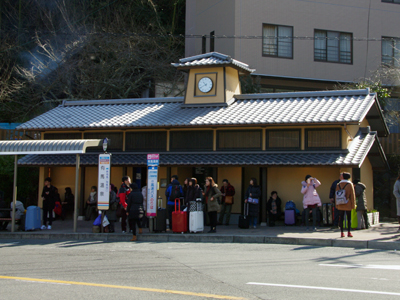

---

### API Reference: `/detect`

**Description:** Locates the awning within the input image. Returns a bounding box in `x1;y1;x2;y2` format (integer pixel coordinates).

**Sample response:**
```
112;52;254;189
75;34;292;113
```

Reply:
0;139;101;155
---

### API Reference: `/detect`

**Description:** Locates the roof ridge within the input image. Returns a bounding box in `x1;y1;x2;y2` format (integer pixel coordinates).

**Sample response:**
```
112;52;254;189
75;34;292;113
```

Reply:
62;97;184;107
235;88;371;100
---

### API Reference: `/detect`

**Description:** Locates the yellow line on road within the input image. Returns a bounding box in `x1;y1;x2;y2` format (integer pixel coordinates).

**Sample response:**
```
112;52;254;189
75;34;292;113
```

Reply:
0;275;246;300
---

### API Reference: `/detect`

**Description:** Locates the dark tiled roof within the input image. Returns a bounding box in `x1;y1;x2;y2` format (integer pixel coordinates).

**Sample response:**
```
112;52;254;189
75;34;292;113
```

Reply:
18;129;379;167
17;89;380;130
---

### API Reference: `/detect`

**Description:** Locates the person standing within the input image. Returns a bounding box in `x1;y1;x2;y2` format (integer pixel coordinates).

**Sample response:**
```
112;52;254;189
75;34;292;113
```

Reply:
267;191;282;227
165;175;183;230
41;177;56;230
61;187;74;220
218;179;235;226
393;173;400;233
202;177;221;233
119;176;132;233
245;178;261;229
126;183;144;241
329;175;341;228
85;186;98;221
336;172;356;238
353;179;367;230
106;184;118;233
301;175;322;231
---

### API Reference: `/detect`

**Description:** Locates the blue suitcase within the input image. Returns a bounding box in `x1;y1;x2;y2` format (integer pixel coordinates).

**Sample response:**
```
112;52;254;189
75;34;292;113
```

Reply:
25;206;41;231
284;209;296;225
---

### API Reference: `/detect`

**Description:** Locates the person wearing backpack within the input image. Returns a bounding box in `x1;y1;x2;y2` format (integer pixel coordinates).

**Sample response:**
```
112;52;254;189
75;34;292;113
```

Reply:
165;175;183;230
301;175;322;231
335;172;356;238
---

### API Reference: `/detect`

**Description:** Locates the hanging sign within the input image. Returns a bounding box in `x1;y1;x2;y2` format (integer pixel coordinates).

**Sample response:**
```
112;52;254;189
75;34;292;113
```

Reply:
98;153;111;210
147;154;159;217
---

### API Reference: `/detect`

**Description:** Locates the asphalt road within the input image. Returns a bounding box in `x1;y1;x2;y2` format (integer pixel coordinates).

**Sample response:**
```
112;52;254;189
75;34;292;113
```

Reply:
0;239;399;300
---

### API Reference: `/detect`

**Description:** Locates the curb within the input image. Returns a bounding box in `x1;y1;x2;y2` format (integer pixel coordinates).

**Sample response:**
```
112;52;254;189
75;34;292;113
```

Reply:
0;232;399;250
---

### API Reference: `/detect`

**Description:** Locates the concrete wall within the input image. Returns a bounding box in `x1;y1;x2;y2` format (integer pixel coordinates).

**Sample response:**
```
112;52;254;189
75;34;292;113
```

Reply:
186;0;400;82
361;157;374;210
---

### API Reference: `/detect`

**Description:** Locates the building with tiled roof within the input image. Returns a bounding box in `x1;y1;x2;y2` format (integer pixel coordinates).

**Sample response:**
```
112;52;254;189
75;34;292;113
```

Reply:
17;52;389;225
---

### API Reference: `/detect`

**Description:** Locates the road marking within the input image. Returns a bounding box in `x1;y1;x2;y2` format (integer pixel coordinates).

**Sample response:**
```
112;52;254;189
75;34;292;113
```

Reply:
0;275;245;300
247;282;400;296
320;264;400;270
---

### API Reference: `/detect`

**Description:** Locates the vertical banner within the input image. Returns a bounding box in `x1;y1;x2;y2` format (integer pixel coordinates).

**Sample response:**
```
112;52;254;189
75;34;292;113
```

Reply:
147;154;159;217
98;153;111;210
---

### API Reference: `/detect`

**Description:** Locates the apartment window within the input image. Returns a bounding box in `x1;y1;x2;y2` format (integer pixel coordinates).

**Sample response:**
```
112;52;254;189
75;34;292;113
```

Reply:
382;0;400;3
382;37;400;67
170;131;213;151
217;130;262;150
306;129;341;149
314;30;352;64
266;130;300;150
126;131;167;152
262;24;293;58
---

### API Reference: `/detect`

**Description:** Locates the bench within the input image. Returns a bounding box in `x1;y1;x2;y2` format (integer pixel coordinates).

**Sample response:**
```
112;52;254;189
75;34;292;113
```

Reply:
0;208;12;222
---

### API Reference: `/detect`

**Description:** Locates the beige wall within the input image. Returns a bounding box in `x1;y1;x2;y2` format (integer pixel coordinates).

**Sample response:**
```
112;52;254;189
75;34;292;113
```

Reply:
361;157;374;210
225;66;241;100
218;167;242;213
186;0;400;83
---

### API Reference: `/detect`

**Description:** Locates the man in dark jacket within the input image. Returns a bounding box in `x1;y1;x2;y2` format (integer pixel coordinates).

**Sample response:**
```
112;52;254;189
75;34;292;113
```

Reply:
165;175;183;230
126;183;144;241
41;177;56;230
329;174;342;228
218;179;235;225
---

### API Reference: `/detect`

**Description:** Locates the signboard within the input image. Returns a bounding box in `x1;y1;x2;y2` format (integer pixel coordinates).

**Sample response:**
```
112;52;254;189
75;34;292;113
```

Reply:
146;154;159;217
98;153;111;210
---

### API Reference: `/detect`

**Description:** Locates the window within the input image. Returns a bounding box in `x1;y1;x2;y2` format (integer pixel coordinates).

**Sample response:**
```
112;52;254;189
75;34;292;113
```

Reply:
262;24;293;58
217;130;262;150
382;37;400;67
266;130;300;149
306;129;341;149
314;30;352;64
170;131;213;151
382;0;400;3
126;131;167;152
84;132;123;151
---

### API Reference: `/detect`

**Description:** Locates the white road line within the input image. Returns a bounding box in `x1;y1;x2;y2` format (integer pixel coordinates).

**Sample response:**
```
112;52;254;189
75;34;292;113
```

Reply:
246;282;400;296
319;264;400;270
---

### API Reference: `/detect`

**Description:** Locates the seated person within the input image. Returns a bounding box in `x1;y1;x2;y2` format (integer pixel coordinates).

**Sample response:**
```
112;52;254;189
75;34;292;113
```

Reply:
267;191;282;227
10;200;26;230
85;186;98;221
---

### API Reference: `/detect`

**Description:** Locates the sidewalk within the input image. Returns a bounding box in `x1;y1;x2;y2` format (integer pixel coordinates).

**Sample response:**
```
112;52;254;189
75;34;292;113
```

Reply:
1;219;400;250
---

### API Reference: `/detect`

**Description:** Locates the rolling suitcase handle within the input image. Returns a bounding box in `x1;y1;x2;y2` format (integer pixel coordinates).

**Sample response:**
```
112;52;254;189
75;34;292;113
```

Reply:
243;202;249;219
174;198;180;212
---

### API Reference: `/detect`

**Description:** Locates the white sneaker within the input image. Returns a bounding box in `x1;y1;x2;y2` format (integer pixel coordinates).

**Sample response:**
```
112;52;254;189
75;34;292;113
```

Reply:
47;225;52;230
41;225;46;230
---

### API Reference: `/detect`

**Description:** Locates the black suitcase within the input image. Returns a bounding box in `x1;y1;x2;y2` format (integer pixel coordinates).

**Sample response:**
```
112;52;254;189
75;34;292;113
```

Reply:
154;208;167;232
238;203;249;229
322;203;334;226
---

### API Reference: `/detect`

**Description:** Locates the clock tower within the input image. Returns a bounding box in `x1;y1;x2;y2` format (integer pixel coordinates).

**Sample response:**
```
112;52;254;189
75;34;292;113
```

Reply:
172;52;255;106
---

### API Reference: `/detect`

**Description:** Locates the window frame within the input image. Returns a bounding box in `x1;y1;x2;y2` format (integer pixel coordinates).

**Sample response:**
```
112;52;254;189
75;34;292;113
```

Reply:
262;23;294;59
382;36;400;67
125;131;167;152
169;130;213;152
305;128;342;150
217;129;262;151
266;129;301;150
314;29;353;64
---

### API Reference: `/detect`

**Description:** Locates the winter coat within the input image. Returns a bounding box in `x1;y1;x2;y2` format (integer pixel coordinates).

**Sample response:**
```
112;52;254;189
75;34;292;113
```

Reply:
393;180;400;201
126;188;144;219
267;196;282;215
106;190;118;221
165;179;183;205
220;183;236;204
185;185;202;206
63;192;74;211
204;185;221;212
41;185;56;210
301;179;322;209
354;182;367;211
245;185;261;218
335;180;356;211
119;183;131;209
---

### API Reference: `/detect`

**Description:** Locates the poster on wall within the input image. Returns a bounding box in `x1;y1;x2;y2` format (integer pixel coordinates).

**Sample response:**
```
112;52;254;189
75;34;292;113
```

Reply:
98;153;111;210
146;154;159;217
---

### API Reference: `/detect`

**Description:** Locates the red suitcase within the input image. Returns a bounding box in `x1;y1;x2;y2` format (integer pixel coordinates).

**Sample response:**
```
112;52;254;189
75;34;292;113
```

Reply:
172;198;187;233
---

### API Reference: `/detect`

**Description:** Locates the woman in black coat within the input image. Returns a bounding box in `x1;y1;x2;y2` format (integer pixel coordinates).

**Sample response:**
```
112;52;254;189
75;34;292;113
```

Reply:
245;178;261;229
126;183;144;241
184;178;203;207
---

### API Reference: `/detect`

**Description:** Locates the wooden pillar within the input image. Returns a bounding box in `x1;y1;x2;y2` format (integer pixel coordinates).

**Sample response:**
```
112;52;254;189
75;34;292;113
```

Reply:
73;154;80;232
11;155;17;232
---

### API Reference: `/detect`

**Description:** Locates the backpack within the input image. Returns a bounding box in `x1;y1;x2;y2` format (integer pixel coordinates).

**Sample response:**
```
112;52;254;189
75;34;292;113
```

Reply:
335;183;349;205
169;184;182;201
54;201;62;216
285;201;296;210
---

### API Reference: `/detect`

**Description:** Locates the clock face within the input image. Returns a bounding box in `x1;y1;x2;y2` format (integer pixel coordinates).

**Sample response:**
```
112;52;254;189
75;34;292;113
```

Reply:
198;77;213;93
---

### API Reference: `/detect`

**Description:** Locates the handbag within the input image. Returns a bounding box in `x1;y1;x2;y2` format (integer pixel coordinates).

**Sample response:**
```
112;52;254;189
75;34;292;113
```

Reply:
225;196;233;205
248;197;259;204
